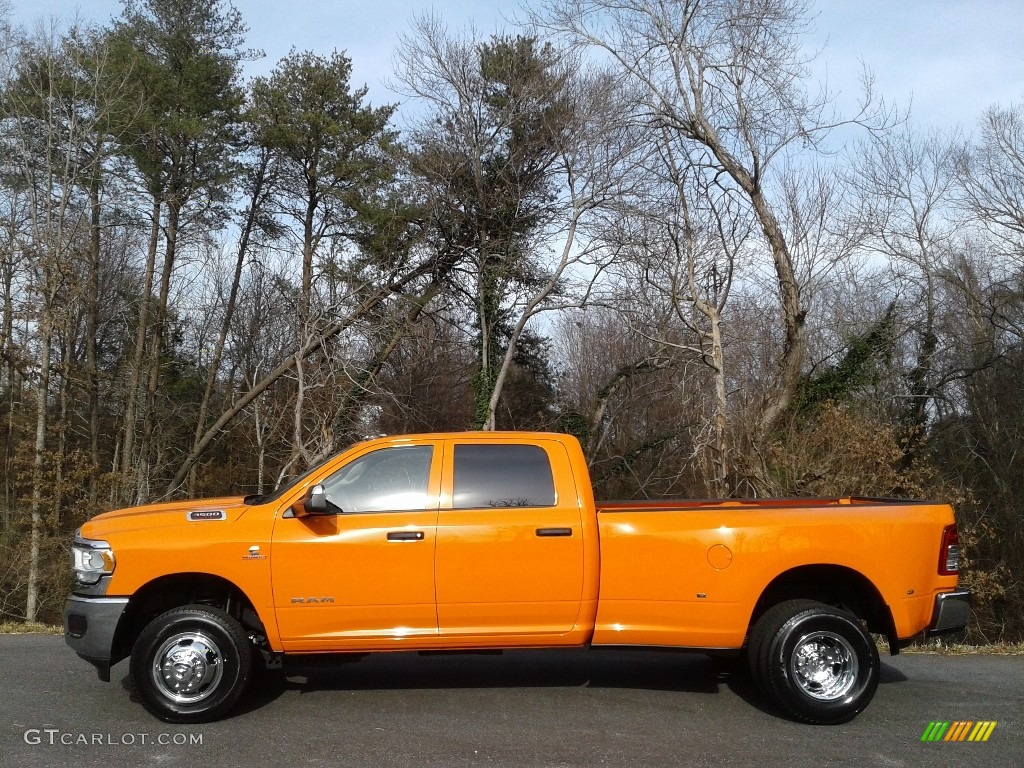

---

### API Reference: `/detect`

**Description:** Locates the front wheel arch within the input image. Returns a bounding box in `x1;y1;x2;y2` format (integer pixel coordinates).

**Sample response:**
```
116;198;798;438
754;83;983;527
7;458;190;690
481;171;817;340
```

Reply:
113;573;269;664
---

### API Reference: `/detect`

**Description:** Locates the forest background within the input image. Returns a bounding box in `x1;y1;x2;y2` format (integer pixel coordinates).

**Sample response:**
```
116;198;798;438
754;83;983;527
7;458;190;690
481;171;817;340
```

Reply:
1;0;1021;643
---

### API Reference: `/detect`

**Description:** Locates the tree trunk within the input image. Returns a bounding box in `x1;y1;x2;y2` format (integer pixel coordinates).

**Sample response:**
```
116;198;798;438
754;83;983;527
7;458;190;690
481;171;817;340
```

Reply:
746;184;805;438
689;120;805;438
484;218;582;430
86;169;101;504
139;198;180;499
1;247;14;527
188;153;270;491
475;260;495;430
708;307;729;497
301;190;317;323
52;331;72;527
26;307;52;622
120;196;161;491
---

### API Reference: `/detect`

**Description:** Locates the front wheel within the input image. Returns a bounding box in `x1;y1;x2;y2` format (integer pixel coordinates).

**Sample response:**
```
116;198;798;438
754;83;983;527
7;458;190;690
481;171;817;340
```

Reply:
130;604;253;723
750;599;879;724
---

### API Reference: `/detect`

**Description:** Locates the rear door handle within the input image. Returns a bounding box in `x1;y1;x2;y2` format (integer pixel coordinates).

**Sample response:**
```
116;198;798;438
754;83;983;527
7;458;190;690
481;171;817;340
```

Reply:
535;527;573;537
387;531;425;542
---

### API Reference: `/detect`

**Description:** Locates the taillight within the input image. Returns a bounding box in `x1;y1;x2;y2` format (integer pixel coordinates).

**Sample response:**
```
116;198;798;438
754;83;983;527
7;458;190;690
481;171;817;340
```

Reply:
939;523;960;575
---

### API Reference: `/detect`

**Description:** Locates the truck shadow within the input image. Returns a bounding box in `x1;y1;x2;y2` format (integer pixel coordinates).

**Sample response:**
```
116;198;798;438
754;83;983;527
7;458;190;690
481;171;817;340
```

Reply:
722;658;908;718
222;649;908;720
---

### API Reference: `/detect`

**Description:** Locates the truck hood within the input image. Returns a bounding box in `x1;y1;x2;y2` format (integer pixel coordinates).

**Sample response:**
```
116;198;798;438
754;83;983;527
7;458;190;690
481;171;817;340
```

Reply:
80;496;250;539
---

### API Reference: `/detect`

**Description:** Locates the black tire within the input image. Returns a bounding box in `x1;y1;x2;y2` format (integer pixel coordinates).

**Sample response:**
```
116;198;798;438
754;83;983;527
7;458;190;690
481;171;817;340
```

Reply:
748;599;825;698
745;598;816;696
130;604;253;723
751;599;879;724
745;606;777;696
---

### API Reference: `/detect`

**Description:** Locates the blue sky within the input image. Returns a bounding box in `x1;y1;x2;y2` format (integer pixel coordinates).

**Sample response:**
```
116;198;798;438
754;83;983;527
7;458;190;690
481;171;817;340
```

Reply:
9;0;1024;132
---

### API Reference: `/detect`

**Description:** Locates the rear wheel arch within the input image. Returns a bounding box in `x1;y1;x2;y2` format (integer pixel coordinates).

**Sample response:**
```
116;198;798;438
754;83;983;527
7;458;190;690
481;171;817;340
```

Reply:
749;564;897;647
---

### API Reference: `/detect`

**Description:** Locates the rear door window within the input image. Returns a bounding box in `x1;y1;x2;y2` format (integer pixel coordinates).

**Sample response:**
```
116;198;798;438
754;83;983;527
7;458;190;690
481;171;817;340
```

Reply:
452;444;556;509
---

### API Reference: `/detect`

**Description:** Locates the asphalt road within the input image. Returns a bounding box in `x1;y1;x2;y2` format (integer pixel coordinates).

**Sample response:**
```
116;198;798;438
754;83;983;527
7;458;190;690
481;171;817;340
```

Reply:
1;635;1020;768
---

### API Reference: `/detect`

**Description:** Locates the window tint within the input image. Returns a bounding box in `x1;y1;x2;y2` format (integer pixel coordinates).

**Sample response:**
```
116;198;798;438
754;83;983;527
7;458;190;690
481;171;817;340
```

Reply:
321;446;433;513
453;444;556;509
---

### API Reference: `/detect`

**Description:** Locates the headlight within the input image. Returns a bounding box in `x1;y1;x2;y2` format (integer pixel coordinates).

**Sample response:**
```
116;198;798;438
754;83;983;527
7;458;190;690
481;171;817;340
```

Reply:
72;531;115;585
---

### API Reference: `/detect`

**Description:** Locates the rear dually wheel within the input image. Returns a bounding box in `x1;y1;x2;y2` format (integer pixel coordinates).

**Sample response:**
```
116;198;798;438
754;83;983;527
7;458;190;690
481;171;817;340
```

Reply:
750;599;879;724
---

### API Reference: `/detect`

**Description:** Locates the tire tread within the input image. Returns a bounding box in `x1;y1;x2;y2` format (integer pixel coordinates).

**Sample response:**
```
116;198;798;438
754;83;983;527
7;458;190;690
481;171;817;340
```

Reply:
750;599;879;725
130;603;252;724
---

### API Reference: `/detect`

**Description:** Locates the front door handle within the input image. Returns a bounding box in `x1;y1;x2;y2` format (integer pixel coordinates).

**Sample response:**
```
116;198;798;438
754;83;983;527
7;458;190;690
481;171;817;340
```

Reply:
387;531;425;542
535;527;573;537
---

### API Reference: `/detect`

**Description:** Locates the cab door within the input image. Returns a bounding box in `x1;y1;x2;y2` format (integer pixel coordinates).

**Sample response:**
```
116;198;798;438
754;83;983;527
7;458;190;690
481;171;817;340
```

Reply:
434;438;584;639
271;442;441;651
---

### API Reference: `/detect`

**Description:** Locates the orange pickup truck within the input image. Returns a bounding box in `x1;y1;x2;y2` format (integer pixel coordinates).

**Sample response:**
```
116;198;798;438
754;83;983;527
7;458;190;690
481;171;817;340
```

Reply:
64;431;969;725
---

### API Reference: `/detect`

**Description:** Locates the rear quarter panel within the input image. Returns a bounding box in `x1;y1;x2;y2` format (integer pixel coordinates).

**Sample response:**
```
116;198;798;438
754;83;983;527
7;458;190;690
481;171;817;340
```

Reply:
592;499;959;648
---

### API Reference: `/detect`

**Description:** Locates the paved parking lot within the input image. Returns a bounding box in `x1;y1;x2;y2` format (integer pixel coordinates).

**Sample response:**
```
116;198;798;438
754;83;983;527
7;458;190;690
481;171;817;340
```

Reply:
2;635;1020;767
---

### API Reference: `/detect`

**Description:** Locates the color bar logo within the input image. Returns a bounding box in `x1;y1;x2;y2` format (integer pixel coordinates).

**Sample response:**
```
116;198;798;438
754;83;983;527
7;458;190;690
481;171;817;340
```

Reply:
921;721;997;742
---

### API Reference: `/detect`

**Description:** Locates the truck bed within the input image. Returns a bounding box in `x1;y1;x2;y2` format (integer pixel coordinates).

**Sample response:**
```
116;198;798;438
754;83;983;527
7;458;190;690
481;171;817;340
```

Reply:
591;496;957;648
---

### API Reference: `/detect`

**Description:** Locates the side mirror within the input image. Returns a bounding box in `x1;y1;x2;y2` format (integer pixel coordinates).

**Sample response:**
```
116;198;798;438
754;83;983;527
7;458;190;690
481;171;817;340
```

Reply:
291;484;329;517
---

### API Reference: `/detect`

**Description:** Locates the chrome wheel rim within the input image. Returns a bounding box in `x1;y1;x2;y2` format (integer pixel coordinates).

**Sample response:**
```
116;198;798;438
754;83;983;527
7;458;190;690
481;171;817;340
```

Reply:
789;630;859;701
151;631;225;704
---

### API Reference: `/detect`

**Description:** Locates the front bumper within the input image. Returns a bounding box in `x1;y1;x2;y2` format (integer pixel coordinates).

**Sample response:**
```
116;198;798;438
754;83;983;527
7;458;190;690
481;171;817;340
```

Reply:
63;595;129;682
926;589;971;636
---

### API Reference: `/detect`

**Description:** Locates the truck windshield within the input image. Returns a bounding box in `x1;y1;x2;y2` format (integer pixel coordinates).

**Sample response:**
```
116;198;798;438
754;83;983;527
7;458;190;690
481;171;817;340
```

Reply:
244;448;348;506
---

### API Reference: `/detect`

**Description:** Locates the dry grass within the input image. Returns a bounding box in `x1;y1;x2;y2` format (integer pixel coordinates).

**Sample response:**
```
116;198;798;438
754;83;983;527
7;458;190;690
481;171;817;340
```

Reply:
0;621;63;635
898;639;1024;655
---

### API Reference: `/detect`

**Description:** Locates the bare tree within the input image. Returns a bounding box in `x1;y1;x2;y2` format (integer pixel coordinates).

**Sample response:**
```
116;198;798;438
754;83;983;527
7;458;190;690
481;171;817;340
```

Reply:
183;142;276;493
2;21;120;619
110;0;249;500
482;67;643;430
849;128;960;438
958;102;1024;263
552;307;696;497
610;138;749;495
395;20;584;429
164;248;450;494
534;0;891;448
